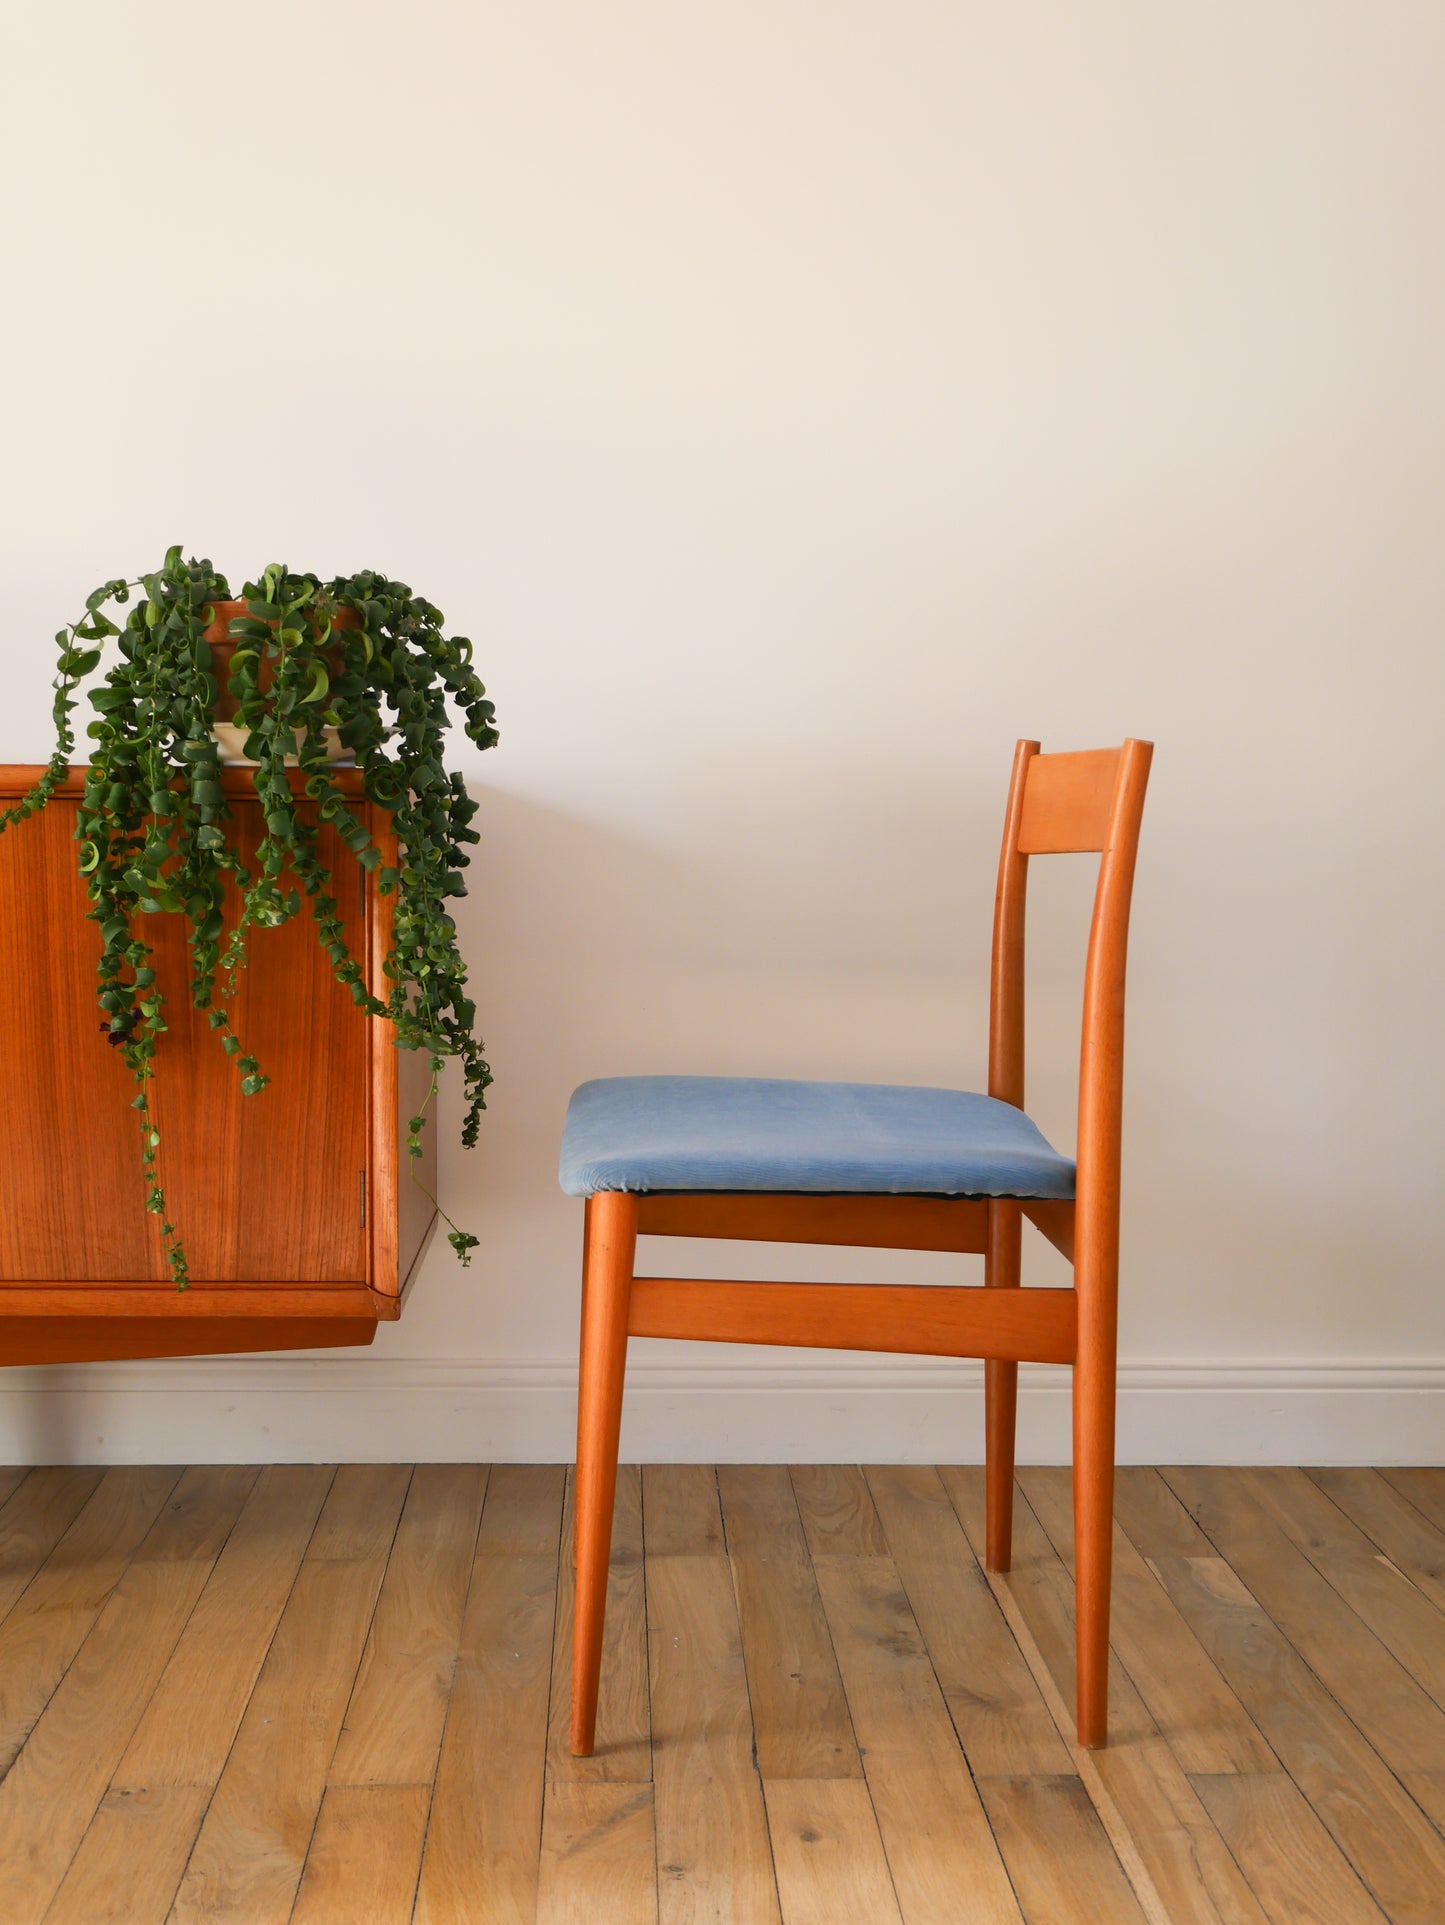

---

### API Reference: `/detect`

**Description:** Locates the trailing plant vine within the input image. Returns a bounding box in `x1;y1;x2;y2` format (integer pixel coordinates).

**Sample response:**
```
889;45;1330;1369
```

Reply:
0;548;499;1285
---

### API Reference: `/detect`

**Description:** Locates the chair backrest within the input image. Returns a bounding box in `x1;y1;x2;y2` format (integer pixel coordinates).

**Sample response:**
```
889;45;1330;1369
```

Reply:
989;739;1153;1231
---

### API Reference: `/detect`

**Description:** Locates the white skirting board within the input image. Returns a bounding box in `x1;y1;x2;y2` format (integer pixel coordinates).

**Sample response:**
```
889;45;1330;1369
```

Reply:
0;1355;1439;1466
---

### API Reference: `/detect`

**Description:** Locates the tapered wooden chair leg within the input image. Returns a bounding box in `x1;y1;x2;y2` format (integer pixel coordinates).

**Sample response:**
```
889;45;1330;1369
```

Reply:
984;1201;1022;1571
571;1198;593;1574
1073;1334;1116;1748
570;1191;637;1757
984;1361;1018;1570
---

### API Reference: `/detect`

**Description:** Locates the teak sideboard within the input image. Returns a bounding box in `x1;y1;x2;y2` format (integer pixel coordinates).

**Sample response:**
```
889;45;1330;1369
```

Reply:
0;765;436;1365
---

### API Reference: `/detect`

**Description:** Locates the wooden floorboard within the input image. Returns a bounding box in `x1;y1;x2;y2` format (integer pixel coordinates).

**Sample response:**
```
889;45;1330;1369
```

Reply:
0;1463;1438;1922
1305;1467;1445;1619
329;1463;487;1790
0;1465;181;1774
646;1552;780;1922
866;1463;1073;1778
718;1465;859;1780
536;1782;657;1924
1119;1468;1445;1925
1162;1466;1445;1830
813;1552;1021;1922
948;1467;1269;1925
413;1465;563;1924
0;1467;104;1626
170;1467;409;1924
291;1783;433;1924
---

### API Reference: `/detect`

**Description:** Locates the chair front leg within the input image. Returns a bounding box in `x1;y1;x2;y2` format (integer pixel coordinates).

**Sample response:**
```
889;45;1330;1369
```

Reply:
984;1200;1022;1571
571;1197;593;1573
570;1190;638;1757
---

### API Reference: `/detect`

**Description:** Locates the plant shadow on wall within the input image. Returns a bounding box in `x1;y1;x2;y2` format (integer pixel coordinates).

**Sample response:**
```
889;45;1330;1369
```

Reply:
0;548;499;1285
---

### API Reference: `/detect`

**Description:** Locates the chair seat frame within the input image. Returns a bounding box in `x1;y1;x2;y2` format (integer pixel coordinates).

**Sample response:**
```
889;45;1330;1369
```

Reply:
570;737;1153;1752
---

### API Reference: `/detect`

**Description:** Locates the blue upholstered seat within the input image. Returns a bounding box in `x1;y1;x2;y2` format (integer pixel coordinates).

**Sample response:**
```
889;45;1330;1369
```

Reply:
558;1075;1075;1200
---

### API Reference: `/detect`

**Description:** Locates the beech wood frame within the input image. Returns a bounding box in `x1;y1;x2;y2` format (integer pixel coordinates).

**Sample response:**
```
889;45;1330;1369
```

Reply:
571;736;1152;1751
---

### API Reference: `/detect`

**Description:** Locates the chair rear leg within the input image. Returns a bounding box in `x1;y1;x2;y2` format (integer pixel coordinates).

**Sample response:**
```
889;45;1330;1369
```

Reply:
1073;1316;1117;1748
571;1191;637;1757
985;1361;1018;1569
984;1201;1022;1571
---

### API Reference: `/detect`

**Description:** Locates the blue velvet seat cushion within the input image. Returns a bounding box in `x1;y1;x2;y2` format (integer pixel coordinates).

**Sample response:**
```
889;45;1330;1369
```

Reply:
558;1076;1074;1200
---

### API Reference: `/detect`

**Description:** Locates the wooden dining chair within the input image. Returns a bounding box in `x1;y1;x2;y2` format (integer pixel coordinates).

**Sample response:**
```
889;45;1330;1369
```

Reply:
559;736;1153;1752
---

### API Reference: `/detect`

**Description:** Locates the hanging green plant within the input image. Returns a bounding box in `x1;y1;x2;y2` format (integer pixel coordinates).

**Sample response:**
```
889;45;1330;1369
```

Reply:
0;546;499;1286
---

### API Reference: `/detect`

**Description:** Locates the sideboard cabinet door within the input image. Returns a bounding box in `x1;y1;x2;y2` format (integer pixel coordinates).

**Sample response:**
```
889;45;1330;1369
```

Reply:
0;793;369;1285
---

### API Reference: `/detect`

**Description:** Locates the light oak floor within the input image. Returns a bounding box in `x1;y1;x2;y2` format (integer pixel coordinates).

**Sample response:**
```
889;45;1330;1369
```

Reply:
0;1463;1442;1922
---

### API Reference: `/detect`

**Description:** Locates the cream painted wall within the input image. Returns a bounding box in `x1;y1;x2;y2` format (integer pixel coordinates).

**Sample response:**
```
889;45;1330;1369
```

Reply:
2;2;1442;1461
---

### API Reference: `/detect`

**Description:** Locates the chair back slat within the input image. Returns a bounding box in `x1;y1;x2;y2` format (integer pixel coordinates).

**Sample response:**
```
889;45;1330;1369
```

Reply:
988;738;1153;1175
1017;748;1122;854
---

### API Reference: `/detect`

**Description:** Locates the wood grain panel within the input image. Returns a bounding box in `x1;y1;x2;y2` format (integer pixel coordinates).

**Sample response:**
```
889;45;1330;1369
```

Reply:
290;1784;432;1925
132;1464;259;1562
789;1464;889;1558
646;1554;781;1924
219;804;371;1283
764;1779;903;1925
1163;1465;1445;1823
0;1461;1434;1921
629;1276;1078;1362
1020;1466;1275;1775
1190;1772;1387;1925
170;1465;407;1924
977;1774;1147;1924
45;1785;210;1925
329;1463;486;1787
0;1466;104;1626
0;1465;180;1772
1307;1465;1445;1615
0;1472;251;1917
537;1783;657;1924
944;1469;1269;1925
414;1555;559;1924
1017;748;1121;854
114;1464;336;1789
306;1462;413;1561
1113;1466;1216;1558
0;1313;379;1365
0;800;158;1279
170;1555;390;1923
866;1464;1072;1777
1380;1467;1445;1536
812;1553;1022;1924
1142;1549;1445;1924
475;1462;567;1557
1243;1466;1445;1704
0;762;443;1324
0;1556;214;1923
641;1464;724;1556
636;1191;989;1252
0;792;370;1285
718;1466;859;1779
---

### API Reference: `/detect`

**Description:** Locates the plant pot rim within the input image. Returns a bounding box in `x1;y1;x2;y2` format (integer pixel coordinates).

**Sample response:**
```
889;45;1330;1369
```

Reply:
203;601;361;641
